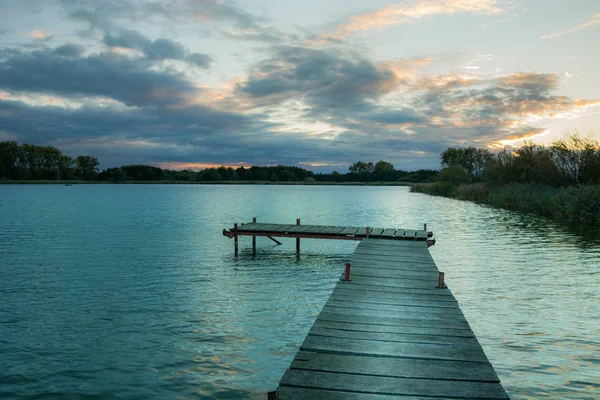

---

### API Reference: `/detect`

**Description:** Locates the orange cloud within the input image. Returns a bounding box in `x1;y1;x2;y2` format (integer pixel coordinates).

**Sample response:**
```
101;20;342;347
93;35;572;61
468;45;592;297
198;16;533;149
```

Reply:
324;0;505;40
541;13;600;39
20;29;53;40
156;162;251;171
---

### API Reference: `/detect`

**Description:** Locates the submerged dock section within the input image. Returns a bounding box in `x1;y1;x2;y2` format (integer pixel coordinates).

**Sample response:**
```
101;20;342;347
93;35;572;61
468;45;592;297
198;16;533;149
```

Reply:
223;221;508;399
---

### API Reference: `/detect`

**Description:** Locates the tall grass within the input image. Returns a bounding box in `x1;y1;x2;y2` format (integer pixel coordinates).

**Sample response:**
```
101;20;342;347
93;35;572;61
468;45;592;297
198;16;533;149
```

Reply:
411;182;600;227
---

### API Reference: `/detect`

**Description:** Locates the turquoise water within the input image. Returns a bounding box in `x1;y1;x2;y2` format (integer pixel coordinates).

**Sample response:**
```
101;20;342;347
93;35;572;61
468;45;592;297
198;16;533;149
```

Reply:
0;184;598;399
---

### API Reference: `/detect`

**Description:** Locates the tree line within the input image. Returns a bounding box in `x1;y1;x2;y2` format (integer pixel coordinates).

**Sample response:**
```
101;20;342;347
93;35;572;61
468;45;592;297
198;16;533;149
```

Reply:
0;141;439;183
436;133;600;187
0;141;100;181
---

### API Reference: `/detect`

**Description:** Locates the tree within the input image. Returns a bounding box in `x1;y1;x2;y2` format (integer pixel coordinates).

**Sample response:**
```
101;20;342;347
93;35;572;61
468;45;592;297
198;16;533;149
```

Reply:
440;165;471;185
348;161;373;174
0;141;19;179
270;173;278;182
374;160;394;174
551;132;600;185
441;147;491;179
75;156;99;180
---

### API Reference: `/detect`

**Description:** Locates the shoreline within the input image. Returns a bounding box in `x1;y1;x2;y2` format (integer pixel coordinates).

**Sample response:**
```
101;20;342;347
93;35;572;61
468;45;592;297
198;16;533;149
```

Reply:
411;182;600;229
0;180;412;186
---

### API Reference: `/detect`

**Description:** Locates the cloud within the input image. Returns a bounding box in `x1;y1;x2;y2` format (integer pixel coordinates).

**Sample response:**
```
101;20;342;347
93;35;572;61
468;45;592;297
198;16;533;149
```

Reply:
322;0;506;40
541;13;600;39
53;44;85;57
0;29;9;35
186;53;212;68
102;29;212;67
0;46;198;107
64;0;265;31
236;46;400;113
20;29;54;41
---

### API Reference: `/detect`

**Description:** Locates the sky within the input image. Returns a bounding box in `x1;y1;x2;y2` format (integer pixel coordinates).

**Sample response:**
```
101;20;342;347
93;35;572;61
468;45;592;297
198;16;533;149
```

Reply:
0;0;599;171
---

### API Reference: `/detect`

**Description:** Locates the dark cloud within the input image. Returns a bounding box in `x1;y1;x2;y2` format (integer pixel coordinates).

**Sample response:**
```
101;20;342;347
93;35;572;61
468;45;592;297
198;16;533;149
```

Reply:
237;46;398;113
0;47;197;107
103;29;211;67
0;29;9;35
186;53;212;68
53;43;85;57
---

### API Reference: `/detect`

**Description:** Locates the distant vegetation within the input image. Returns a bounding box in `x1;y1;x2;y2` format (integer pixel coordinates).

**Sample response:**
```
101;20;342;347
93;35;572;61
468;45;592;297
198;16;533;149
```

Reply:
0;141;438;184
411;133;600;227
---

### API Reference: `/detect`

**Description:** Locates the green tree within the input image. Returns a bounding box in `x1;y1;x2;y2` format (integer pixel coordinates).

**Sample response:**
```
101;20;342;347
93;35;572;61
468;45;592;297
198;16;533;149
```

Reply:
349;161;374;174
440;165;471;184
75;156;100;180
0;141;19;179
374;160;394;174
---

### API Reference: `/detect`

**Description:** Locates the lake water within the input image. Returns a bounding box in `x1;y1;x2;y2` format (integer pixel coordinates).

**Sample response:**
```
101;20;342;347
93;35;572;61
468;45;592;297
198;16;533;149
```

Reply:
0;184;598;399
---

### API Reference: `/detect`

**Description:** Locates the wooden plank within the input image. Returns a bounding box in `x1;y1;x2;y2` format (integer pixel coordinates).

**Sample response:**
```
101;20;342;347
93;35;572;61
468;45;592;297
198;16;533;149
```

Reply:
324;299;465;317
350;255;435;265
350;267;439;280
298;224;321;233
345;276;441;290
278;386;457;400
280;370;509;399
416;230;428;240
312;226;337;233
349;258;439;269
369;227;385;236
290;351;501;382
308;327;474;346
312;320;474;338
380;228;397;238
354;227;374;237
332;285;457;301
327;226;347;234
236;223;269;232
359;238;424;246
320;306;468;325
403;229;417;239
269;224;296;232
317;311;471;331
252;223;286;232
352;249;434;259
285;225;306;233
329;294;458;309
394;229;406;238
339;226;360;235
334;283;454;297
300;335;488;362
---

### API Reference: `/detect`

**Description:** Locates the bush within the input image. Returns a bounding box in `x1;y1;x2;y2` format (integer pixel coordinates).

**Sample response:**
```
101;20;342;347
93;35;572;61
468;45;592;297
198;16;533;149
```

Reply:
303;177;316;183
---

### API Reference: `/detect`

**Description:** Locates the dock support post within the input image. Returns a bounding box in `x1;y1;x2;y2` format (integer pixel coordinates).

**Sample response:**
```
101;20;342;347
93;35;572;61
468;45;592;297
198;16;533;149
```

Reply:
344;263;351;282
296;218;300;254
234;223;238;256
252;217;256;253
366;227;369;238
424;223;427;231
437;272;445;288
267;390;279;400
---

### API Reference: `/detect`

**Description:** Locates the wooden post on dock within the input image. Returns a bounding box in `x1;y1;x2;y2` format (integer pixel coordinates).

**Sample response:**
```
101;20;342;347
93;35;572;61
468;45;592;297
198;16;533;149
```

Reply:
344;263;351;282
437;271;445;288
424;223;427;231
234;223;238;256
365;226;369;238
252;217;256;253
296;218;301;253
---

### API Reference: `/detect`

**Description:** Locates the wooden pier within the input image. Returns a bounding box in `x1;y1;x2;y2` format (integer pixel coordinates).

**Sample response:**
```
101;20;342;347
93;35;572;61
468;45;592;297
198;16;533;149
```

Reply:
223;221;508;399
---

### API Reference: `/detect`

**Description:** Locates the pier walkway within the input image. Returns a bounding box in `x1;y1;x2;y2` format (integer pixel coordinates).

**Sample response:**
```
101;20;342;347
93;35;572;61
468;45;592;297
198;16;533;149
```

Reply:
222;222;508;399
